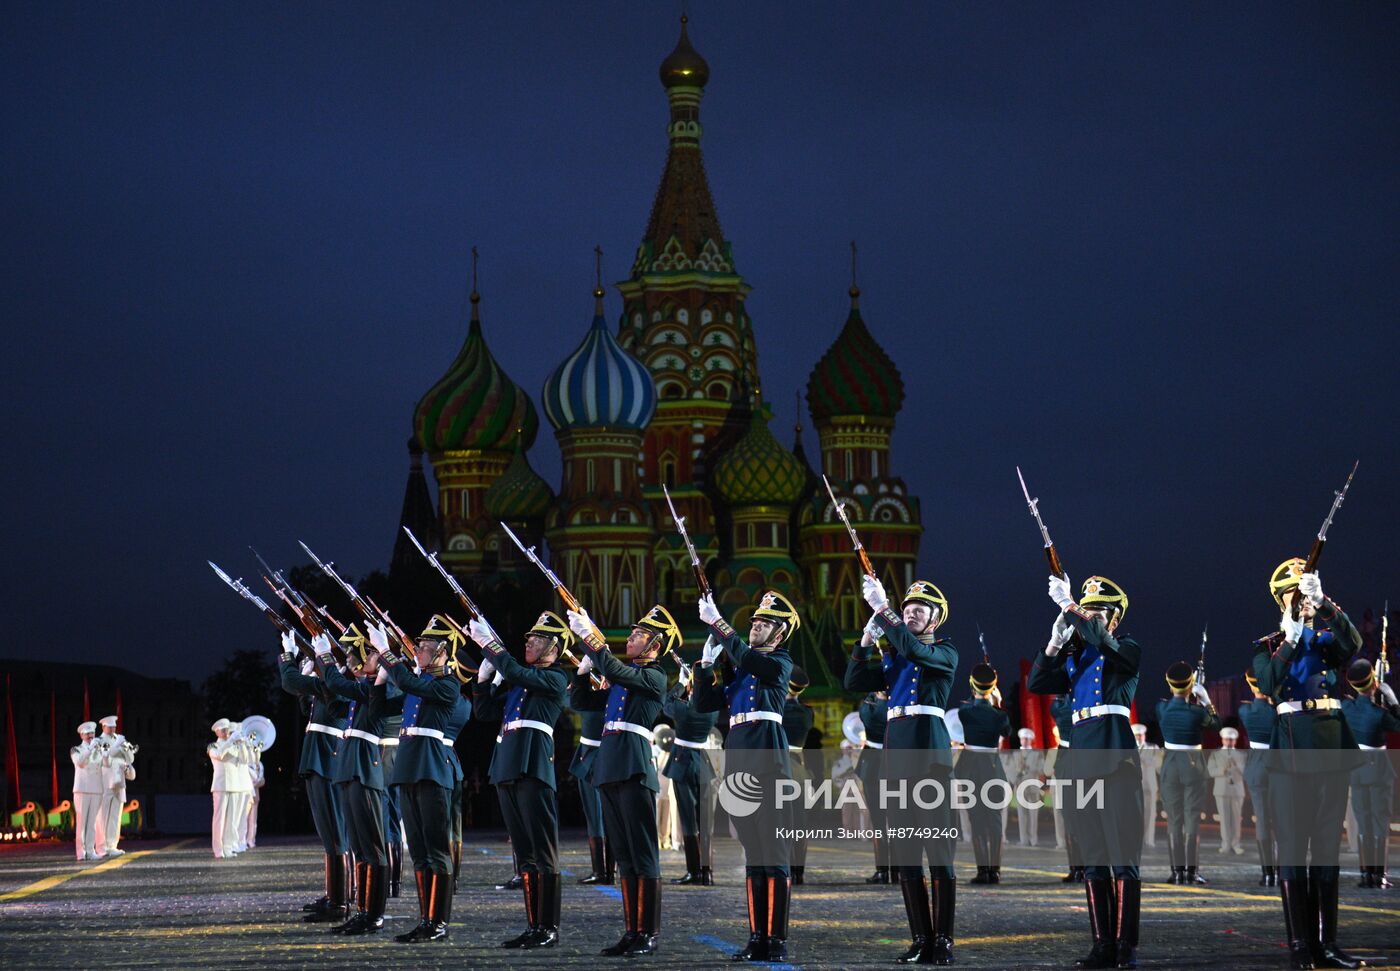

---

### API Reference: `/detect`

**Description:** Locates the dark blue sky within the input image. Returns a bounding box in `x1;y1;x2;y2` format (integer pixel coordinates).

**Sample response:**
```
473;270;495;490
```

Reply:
4;2;1397;693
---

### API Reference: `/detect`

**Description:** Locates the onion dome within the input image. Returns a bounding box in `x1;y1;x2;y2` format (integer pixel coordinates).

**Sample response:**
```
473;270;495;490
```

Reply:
806;286;904;422
484;433;554;521
543;289;657;431
714;408;808;506
660;15;709;88
414;291;539;453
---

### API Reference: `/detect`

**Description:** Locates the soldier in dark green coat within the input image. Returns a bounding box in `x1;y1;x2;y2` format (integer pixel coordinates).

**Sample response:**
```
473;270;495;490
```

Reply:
1340;658;1399;889
570;669;612;885
957;663;1011;885
1240;667;1279;886
782;666;814;885
277;632;352;922
1047;693;1083;882
469;610;572;949
1253;559;1365;969
567;603;677;958
663;661;719;886
1157;661;1219;885
848;689;889;883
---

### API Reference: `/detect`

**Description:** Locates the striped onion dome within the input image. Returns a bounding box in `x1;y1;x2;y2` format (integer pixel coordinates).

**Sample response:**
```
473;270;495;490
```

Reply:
806;288;904;422
542;290;657;431
414;292;539;453
713;408;807;506
484;434;554;521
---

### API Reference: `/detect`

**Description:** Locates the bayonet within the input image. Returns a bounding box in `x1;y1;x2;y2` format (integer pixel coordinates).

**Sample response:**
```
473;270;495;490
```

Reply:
1016;466;1066;579
822;474;876;579
662;484;711;595
298;541;412;662
1197;623;1208;682
209;560;319;663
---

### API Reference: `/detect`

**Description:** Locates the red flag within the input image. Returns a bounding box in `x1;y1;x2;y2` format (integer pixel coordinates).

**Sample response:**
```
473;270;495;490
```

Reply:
83;677;90;722
50;690;58;808
115;687;123;733
4;675;21;811
1018;658;1055;749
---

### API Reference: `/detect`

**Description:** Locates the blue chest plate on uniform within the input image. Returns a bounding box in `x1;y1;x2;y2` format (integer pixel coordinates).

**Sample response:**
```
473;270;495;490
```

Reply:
725;671;762;715
502;684;529;732
401;692;423;731
1066;646;1106;715
882;653;922;705
605;680;630;725
1279;629;1333;702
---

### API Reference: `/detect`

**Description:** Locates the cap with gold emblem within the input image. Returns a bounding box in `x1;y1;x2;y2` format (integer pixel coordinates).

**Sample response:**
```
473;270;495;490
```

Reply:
1346;658;1376;691
633;604;683;655
752;590;801;633
789;665;810;693
969;662;998;694
419;614;464;650
902;580;948;623
1166;661;1196;692
527;610;577;652
1080;576;1128;625
339;623;369;666
1269;557;1306;610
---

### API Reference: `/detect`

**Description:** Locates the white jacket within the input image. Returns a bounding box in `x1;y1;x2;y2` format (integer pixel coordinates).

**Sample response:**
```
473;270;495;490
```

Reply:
72;741;105;794
98;733;131;789
209;739;239;792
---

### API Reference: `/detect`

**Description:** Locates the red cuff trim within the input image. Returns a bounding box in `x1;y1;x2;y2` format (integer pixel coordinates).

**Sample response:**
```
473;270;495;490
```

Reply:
1066;602;1091;621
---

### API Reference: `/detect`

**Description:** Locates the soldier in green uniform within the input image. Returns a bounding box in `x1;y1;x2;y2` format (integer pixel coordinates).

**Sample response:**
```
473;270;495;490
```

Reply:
469;610;573;948
957;663;1011;885
1029;575;1142;971
694;589;799;963
850;577;958;966
567;604;678;957
1240;667;1279;886
1157;661;1219;885
315;629;402;936
850;690;890;883
664;657;719;886
1340;658;1399;889
277;632;352;923
569;667;614;885
1048;694;1083;882
1253;559;1365;969
782;666;814;885
372;616;472;944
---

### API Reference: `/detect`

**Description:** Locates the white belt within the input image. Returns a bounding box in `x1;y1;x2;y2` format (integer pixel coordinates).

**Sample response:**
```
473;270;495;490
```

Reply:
888;705;945;720
730;711;783;727
863;740;884;749
1058;742;1071;749
1277;699;1341;714
1357;743;1384;751
789;745;804;751
1072;704;1130;724
403;726;445;742
1249;741;1269;750
604;720;655;742
673;738;710;750
306;723;345;738
343;728;380;745
502;719;555;737
963;744;1000;753
579;737;601;748
1163;742;1201;750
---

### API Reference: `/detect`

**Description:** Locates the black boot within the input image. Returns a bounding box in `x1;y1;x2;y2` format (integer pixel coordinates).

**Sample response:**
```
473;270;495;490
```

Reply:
603;839;617;885
1312;876;1364;969
580;836;608;884
497;850;522;890
1185;835;1208;885
1114;877;1140;969
1064;835;1083;883
673;835;701;885
1280;877;1315;970
896;874;932;963
601;875;640;955
699;866;715;885
625;877;661;955
792;837;807;886
1378;836;1394;889
1260;839;1276;887
523;873;561;949
451;840;462;894
395;869;432;943
731;874;768;962
990;833;1003;884
502;870;537;948
302;853;335;912
868;838;891;883
927;876;955;965
1074;878;1117;969
306;853;350;923
388;840;402;898
421;869;451;942
330;861;368;933
765;874;790;962
353;863;387;935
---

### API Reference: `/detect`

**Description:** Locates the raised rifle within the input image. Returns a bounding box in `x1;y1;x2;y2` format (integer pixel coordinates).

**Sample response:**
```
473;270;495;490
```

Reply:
1287;460;1360;619
1377;599;1390;698
976;623;990;665
822;474;876;579
1197;623;1208;683
208;560;320;665
400;527;489;621
297;541;414;663
252;547;350;637
1016;466;1066;579
662;484;711;596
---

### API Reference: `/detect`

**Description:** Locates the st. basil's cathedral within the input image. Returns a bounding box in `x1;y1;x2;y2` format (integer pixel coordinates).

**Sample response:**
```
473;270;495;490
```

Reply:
392;18;923;737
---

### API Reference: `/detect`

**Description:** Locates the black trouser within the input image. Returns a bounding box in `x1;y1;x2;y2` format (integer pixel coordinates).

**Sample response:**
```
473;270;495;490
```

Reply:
968;802;1002;865
1244;770;1274;850
887;764;954;880
1350;774;1393;853
305;772;348;855
1067;762;1143;881
577;775;605;839
338;778;388;866
858;752;891;867
1273;770;1348;881
599;779;660;879
1159;751;1207;865
498;777;559;876
672;773;716;864
451;777;463;843
402;779;453;874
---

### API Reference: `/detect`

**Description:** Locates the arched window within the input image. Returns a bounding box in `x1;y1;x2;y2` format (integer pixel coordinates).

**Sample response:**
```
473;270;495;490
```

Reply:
662;457;677;488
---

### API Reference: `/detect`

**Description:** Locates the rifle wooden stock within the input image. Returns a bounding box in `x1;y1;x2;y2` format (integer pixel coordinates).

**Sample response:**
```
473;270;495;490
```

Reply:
1046;545;1065;580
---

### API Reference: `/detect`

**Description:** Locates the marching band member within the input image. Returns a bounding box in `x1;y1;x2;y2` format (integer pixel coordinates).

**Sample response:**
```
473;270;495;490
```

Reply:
1158;661;1219;884
245;744;265;851
1132;724;1161;851
1208;728;1247;856
664;654;719;886
1010;728;1044;847
71;721;103;861
1340;658;1398;889
1240;668;1279;885
958;664;1010;885
207;718;246;860
95;715;132;857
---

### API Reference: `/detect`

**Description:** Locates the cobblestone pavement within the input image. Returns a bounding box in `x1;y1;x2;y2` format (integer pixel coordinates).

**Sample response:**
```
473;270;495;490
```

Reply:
1;835;1395;969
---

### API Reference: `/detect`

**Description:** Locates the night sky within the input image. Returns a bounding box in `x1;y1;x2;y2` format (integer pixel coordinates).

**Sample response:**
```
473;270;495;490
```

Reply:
5;2;1398;699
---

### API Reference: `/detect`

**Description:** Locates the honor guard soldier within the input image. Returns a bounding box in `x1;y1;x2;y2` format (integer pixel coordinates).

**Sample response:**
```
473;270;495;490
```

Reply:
693;589;799;963
852;690;890;881
850;577;958;966
1030;575;1142;971
782;666;815;884
345;623;406;899
1240;667;1279;885
468;611;572;949
1341;658;1398;888
95;716;132;857
316;630;402;936
567;603;678;957
1158;661;1219;884
71;722;103;861
278;633;352;920
1131;724;1162;850
958;664;1011;884
570;665;614;885
1209;728;1247;856
1047;694;1083;881
1253;560;1365;970
373;616;472;944
664;656;719;886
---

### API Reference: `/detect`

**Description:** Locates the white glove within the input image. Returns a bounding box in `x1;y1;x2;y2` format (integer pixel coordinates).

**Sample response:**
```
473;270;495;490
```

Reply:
567;608;595;639
576;654;594;676
468;618;496;649
678;661;693;687
312;633;334;657
862;575;889;612
374;666;389;685
698;594;722;626
862;616;884;644
280;631;297;655
492;671;505;687
1279;610;1305;644
1298;572;1324;606
299;658;315;677
1048;574;1075;610
1379;683;1397;707
700;634;723;667
1047;612;1073;654
477;657;496;682
1191;682;1210;704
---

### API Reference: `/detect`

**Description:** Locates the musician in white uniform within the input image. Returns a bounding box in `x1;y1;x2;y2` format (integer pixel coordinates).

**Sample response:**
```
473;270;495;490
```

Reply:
224;723;254;853
95;715;132;857
1008;728;1044;846
209;718;247;859
1207;727;1247;855
1133;723;1162;849
245;752;266;850
71;721;104;861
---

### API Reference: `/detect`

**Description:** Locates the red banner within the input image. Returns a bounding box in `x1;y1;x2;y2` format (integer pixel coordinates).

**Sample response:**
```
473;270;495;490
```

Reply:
50;690;59;808
1018;658;1056;748
4;675;20;811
